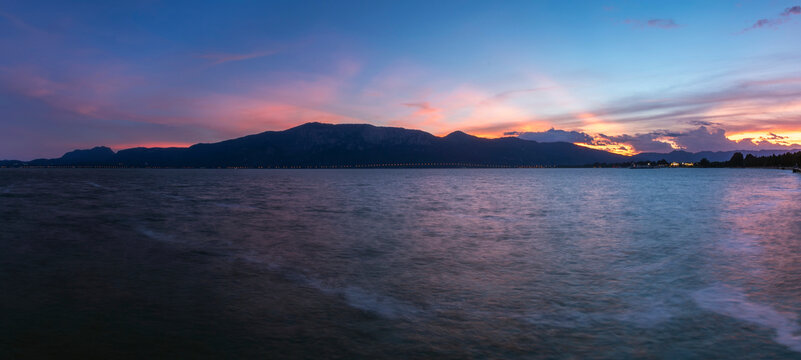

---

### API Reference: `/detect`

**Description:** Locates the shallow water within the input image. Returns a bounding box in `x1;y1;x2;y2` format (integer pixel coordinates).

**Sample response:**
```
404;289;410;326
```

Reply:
1;168;801;358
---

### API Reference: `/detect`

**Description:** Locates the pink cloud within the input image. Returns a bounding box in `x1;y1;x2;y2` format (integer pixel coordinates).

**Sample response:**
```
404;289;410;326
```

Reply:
0;62;363;147
397;101;444;128
481;87;555;105
741;77;801;87
246;57;362;108
402;101;439;115
0;65;146;120
225;101;361;134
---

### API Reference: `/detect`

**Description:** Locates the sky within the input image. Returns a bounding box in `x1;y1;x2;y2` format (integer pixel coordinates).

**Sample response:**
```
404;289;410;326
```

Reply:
1;0;801;159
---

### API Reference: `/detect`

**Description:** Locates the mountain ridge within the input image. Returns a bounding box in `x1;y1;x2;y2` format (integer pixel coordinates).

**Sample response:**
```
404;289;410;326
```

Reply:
10;122;627;167
4;122;799;168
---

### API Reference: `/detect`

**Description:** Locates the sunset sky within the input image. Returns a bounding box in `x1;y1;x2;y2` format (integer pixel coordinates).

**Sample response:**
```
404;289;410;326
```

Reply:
2;0;801;159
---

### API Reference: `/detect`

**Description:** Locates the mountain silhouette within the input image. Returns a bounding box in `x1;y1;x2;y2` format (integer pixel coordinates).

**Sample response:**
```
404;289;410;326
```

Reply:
630;149;800;163
19;123;629;167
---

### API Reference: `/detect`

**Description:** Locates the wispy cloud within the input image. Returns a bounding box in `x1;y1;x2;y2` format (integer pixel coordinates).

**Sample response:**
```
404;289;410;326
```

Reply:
625;18;680;29
198;50;279;65
487;70;801;153
0;10;42;34
382;67;801;148
400;101;444;126
646;19;679;29
402;101;437;112
0;55;364;159
745;5;801;31
482;87;555;104
512;128;595;143
527;73;801;132
782;5;801;16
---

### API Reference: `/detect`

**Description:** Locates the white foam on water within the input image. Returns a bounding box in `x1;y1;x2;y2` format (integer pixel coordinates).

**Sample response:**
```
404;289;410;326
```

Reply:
237;253;282;271
693;284;801;352
86;181;104;189
616;301;677;328
293;275;421;320
527;306;675;329
527;295;681;329
135;227;176;243
629;254;684;274
527;309;603;328
238;258;423;320
341;286;421;319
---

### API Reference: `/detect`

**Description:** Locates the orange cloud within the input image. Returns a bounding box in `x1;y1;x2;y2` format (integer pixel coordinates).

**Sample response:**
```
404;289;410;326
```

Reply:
574;142;638;156
727;130;801;147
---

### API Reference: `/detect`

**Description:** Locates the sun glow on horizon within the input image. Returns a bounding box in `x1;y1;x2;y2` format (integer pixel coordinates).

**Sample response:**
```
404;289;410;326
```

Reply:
573;142;638;156
111;142;195;151
726;131;801;147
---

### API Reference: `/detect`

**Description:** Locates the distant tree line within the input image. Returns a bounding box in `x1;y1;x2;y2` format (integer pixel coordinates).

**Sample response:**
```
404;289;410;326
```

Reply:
585;151;801;168
698;151;801;168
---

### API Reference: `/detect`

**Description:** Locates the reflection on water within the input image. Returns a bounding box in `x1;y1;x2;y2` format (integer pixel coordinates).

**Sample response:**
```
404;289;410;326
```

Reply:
1;168;800;358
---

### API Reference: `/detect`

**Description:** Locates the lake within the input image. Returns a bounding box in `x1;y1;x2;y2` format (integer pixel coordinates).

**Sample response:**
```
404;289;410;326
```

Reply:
1;168;801;358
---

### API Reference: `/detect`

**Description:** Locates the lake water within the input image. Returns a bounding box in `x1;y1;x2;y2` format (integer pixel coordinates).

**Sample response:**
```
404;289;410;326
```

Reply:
2;168;801;359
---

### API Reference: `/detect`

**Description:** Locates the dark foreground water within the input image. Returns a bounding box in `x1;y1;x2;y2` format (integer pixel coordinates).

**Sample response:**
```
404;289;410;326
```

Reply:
2;168;801;359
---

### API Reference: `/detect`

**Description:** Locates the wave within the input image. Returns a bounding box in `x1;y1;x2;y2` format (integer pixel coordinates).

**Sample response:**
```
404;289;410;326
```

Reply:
692;284;801;352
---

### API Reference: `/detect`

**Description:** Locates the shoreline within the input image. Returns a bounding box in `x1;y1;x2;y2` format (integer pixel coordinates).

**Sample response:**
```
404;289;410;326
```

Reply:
1;165;796;170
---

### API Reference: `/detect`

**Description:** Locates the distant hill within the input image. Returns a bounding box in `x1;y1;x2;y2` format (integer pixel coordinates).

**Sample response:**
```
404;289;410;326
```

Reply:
18;122;628;167
630;149;801;163
0;160;24;167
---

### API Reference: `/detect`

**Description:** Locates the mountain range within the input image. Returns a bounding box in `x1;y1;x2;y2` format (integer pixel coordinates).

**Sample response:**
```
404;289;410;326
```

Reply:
630;149;799;163
1;122;796;168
